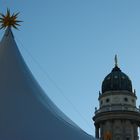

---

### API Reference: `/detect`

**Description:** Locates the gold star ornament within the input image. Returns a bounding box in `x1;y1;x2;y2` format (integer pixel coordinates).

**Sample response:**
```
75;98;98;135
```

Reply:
0;9;22;30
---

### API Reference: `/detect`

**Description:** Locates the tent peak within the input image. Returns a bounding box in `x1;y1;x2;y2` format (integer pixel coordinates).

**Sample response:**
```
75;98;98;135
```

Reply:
4;27;14;38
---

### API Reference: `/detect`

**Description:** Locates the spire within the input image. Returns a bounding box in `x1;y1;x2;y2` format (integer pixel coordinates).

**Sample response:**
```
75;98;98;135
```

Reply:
114;54;118;67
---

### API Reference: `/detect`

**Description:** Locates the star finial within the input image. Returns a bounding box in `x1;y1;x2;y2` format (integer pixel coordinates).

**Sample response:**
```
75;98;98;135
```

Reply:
0;9;22;30
114;54;118;67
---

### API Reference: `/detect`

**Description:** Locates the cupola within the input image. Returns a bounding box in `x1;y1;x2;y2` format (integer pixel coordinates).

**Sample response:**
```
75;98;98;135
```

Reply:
102;55;132;93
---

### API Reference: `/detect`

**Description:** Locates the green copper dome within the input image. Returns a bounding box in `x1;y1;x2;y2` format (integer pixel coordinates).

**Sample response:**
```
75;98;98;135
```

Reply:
102;57;132;93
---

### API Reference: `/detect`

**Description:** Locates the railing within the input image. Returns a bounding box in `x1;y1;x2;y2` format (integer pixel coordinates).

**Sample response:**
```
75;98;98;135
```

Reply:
95;105;140;114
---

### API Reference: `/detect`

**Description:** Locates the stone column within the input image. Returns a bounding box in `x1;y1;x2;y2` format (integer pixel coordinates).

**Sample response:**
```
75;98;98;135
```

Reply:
100;123;103;140
95;126;99;139
122;120;125;140
133;123;138;140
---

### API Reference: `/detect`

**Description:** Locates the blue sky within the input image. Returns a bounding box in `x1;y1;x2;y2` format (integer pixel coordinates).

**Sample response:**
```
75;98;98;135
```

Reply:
1;0;140;136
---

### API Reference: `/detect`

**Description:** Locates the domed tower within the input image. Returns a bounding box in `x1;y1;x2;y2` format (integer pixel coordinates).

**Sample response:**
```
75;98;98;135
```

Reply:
93;56;140;140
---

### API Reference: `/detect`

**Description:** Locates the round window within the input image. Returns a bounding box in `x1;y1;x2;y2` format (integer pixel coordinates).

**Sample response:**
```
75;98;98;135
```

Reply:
124;97;128;102
106;98;110;103
132;99;134;103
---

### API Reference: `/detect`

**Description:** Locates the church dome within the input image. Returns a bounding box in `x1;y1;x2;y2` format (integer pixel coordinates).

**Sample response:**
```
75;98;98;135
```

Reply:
102;57;132;93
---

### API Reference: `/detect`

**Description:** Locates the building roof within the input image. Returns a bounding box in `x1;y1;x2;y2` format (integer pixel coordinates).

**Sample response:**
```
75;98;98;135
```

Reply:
102;64;132;93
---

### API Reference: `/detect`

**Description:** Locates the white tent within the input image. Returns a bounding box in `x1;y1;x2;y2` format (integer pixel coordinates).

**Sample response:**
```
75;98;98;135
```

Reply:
0;28;94;140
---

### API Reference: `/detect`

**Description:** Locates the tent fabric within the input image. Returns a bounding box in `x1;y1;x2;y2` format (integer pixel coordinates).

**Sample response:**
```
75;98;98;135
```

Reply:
0;28;94;140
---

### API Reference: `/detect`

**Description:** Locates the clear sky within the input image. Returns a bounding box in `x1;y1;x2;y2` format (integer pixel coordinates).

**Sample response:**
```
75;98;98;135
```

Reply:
1;0;140;136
